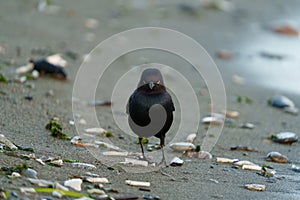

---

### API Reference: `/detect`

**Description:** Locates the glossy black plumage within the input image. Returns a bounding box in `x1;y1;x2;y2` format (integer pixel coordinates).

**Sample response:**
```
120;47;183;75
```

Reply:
127;68;175;163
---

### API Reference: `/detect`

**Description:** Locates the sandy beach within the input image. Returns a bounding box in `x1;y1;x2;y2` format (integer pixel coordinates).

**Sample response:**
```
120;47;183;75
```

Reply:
1;0;300;199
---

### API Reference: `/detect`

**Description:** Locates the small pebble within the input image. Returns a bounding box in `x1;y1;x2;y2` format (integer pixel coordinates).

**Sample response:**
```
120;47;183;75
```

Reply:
64;178;82;191
267;152;289;163
270;95;295;108
169;142;195;152
270;132;298;144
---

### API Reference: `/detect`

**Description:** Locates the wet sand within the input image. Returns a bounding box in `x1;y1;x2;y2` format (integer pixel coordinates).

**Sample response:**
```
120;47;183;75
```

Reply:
1;0;300;199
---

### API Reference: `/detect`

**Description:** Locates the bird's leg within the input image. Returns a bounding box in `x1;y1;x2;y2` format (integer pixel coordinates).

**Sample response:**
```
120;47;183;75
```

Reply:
139;137;147;160
158;137;168;167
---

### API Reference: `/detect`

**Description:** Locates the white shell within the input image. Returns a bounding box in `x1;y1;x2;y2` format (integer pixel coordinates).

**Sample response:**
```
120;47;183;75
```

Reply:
52;191;63;198
85;127;107;134
16;63;34;74
0;134;18;150
169;142;195;151
186;133;197;143
123;158;148;167
125;180;150;187
46;54;67;67
103;151;128;156
245;184;266;191
201;117;224;126
87;189;105;195
234;160;256;166
85;177;109;184
216;157;238;163
170;157;184;166
71;162;96;169
20;187;36;193
64;178;82;191
242;165;262;171
11;172;21;178
198;151;213;160
27;178;54;187
55;182;69;191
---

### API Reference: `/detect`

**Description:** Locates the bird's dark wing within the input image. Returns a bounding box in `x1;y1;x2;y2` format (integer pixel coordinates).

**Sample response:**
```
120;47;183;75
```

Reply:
126;95;131;114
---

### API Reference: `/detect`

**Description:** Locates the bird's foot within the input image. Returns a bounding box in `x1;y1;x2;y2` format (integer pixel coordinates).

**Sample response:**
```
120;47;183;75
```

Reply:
157;159;169;168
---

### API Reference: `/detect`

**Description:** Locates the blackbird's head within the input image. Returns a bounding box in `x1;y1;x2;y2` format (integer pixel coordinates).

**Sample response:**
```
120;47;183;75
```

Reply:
138;68;165;91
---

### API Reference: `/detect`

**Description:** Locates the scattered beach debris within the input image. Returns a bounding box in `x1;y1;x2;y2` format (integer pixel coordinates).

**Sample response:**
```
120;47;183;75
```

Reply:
0;134;18;150
203;0;234;12
186;133;196;143
260;166;276;177
269;132;298;144
232;75;245;85
71;162;96;170
123;158;149;167
30;58;67;80
291;164;300;173
217;49;234;60
86;100;112;106
222;110;240;118
273;24;299;36
16;63;34;74
236;95;253;104
84;127;107;134
230;145;258;152
169;142;195;152
143;194;161;200
64;178;83;191
284;106;299;115
87;188;105;195
239;123;255;129
260;52;285;60
185;150;212;160
170;157;184;166
103;151;129;156
0;73;8;83
46;118;70;139
84;18;99;29
245;184;266;191
269;95;295;108
85;177;109;184
242;164;262;171
125;180;150;187
201;116;224;126
267;152;289;163
22;168;38;179
216;157;238;164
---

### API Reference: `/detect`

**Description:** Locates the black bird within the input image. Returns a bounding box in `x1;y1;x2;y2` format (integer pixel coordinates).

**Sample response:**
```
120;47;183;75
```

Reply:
127;68;175;164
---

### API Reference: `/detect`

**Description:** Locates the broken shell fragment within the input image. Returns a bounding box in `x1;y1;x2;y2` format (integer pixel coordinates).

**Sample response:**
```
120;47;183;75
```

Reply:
103;151;129;156
222;110;240;118
64;178;82;191
239;123;255;129
72;162;96;169
267;152;289;163
270;95;295;108
0;134;18;150
125;180;150;187
198;151;213;160
245;184;266;191
291;164;300;172
233;160;256;166
216;157;238;164
242;165;262;171
87;189;105;195
170;157;184;166
169;142;195;152
85;177;109;184
186;133;197;143
11;172;21;178
201;117;224;126
273;24;299;36
123;158;148;167
85;127;107;134
270;132;298;144
46;54;67;67
16;63;34;74
284;106;299;115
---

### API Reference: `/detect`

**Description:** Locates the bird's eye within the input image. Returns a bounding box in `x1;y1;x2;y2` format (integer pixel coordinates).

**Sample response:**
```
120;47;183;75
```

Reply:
157;81;160;84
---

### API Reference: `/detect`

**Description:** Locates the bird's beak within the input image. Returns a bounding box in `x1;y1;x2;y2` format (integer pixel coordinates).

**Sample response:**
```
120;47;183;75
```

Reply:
148;81;155;90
